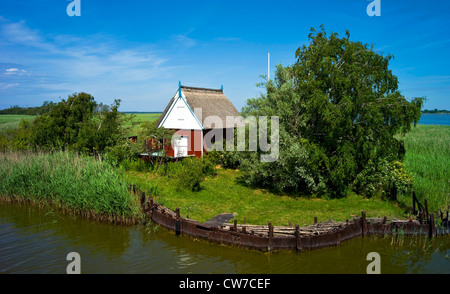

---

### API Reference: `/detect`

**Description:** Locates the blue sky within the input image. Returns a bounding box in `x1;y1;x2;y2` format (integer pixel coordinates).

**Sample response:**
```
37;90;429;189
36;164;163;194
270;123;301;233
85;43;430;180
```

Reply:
0;0;449;111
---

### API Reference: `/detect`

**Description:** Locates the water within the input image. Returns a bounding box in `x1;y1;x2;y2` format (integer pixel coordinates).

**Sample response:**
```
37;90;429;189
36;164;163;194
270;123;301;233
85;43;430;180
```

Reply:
418;114;450;126
1;202;449;274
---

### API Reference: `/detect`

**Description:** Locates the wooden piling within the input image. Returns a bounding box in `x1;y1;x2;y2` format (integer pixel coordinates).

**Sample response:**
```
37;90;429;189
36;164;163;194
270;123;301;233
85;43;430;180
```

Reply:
268;222;273;251
425;199;429;224
419;211;424;224
140;191;146;208
175;208;181;236
314;216;318;224
362;211;368;236
295;225;302;252
429;213;435;238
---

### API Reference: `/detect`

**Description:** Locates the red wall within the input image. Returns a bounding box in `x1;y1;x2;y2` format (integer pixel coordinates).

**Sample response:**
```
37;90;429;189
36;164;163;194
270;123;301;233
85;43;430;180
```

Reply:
146;128;235;158
164;129;205;158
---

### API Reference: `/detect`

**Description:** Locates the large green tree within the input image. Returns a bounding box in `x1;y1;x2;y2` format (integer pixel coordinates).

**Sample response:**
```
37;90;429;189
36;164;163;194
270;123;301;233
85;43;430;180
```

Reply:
12;92;126;154
240;26;423;198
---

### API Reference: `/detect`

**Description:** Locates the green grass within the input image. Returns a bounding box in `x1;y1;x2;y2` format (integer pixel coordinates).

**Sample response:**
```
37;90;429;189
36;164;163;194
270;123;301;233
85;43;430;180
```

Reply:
0;115;35;131
126;168;406;226
0;151;142;223
122;112;161;137
125;124;449;226
397;125;450;212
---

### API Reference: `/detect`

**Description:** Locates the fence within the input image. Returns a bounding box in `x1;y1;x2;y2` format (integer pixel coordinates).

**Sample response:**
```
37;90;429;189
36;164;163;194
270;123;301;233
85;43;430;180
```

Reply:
130;185;450;252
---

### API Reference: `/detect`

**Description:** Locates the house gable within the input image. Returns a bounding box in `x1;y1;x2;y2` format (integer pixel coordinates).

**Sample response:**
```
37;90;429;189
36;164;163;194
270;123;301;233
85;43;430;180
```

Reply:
158;91;203;130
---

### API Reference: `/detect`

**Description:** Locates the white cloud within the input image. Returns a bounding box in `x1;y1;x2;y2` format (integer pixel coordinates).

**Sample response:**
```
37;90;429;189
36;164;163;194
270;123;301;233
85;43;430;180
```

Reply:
0;18;179;109
5;68;27;75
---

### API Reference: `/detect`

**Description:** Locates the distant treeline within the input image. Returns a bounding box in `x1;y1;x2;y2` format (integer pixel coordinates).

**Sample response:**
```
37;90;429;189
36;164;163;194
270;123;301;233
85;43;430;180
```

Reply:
0;101;115;115
422;109;450;114
0;101;55;115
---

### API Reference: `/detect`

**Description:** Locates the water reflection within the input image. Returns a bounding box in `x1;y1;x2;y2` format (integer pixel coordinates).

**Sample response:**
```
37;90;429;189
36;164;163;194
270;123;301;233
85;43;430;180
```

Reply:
0;202;448;274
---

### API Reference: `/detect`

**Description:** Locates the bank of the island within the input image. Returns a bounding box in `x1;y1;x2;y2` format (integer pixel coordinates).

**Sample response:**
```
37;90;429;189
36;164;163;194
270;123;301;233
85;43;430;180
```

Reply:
1;150;449;253
0;151;142;225
139;189;450;252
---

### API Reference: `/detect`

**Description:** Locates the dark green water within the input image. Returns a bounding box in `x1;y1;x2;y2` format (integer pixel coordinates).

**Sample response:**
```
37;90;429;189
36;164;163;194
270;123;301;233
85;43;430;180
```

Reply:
0;202;449;274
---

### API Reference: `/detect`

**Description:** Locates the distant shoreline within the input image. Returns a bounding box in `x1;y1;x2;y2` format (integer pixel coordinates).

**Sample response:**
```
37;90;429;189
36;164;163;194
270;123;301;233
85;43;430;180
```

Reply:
421;111;450;115
121;111;163;114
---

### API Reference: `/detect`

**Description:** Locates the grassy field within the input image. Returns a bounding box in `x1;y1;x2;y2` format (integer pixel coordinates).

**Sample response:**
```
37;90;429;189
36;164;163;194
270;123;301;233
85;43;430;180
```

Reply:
122;112;161;136
397;125;450;213
0;113;161;133
126;168;406;226
0;115;35;131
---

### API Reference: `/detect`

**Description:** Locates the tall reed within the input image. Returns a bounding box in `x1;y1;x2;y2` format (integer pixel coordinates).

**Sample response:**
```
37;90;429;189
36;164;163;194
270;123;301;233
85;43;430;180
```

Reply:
397;125;450;212
0;151;142;224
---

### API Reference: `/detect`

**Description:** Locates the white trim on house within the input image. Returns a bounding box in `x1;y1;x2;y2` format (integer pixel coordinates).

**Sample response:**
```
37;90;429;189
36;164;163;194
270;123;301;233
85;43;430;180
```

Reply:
158;90;204;131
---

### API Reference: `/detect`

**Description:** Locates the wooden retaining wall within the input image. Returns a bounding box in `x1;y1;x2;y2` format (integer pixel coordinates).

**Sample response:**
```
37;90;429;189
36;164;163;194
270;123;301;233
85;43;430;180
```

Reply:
138;197;449;253
130;186;450;252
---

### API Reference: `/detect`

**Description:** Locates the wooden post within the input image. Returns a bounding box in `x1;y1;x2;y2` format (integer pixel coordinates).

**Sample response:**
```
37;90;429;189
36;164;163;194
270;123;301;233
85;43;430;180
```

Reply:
418;211;424;224
429;213;435;238
314;216;318;224
425;199;429;224
362;211;368;236
295;225;302;252
412;191;416;215
175;208;181;236
268;222;273;251
242;226;246;234
234;219;237;232
140;191;146;208
243;217;246;225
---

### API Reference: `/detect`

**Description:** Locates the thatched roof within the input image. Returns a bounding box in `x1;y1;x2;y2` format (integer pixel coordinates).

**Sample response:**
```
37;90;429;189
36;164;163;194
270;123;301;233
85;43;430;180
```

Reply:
156;85;246;129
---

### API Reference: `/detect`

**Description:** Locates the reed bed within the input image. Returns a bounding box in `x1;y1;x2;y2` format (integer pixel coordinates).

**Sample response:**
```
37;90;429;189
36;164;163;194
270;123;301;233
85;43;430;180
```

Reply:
0;151;142;224
397;125;450;212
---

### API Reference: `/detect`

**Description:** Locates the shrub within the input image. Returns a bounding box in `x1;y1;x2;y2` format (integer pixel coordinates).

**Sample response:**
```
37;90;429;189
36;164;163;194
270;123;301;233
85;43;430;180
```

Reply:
169;158;203;192
352;159;413;199
103;138;142;165
160;157;218;192
206;149;240;169
119;158;154;172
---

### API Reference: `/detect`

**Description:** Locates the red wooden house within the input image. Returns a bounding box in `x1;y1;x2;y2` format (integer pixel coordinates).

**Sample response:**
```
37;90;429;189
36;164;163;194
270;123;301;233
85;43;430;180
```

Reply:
149;83;245;158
